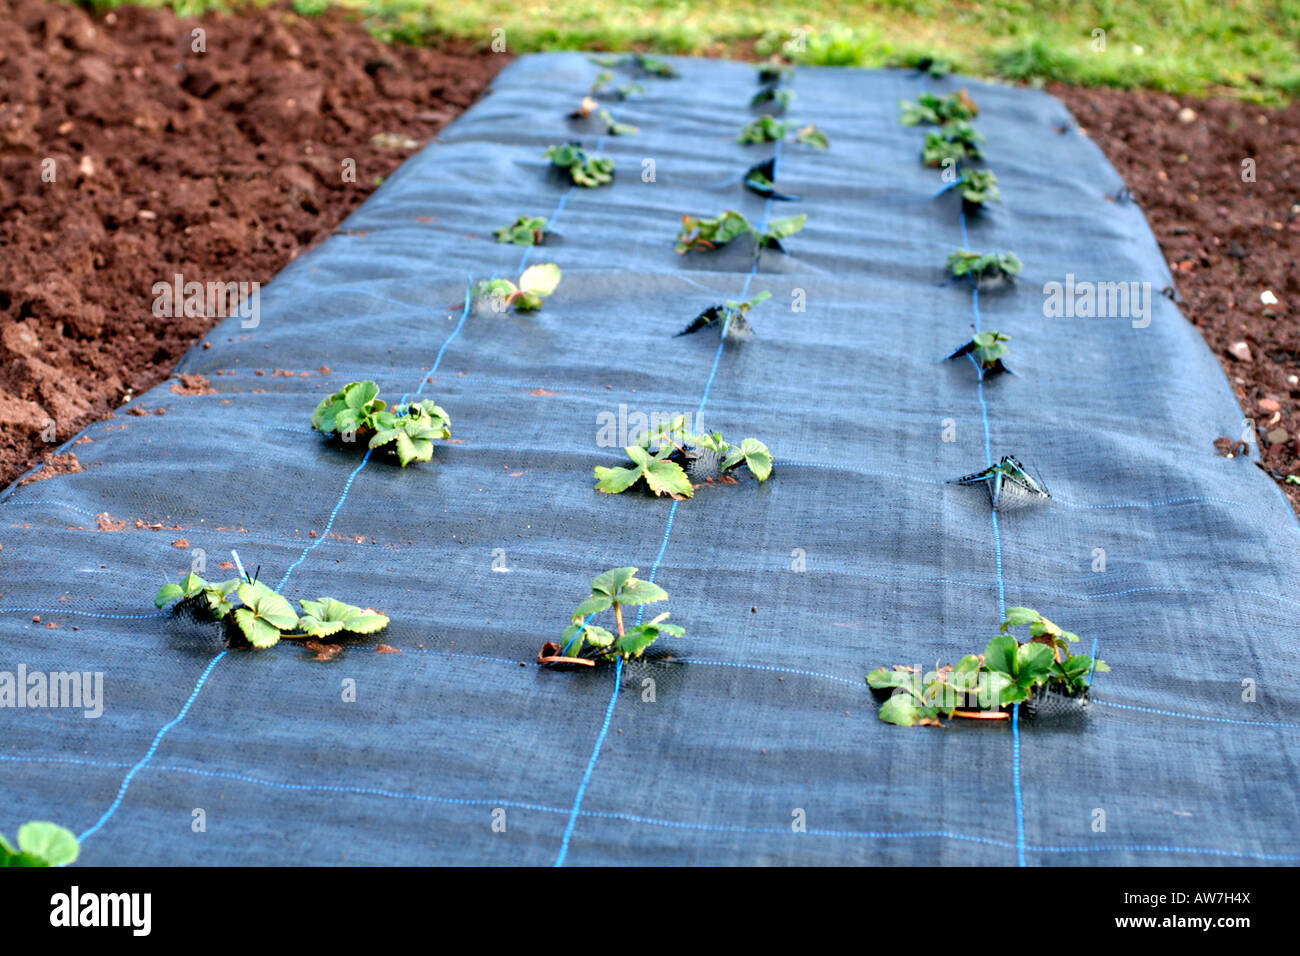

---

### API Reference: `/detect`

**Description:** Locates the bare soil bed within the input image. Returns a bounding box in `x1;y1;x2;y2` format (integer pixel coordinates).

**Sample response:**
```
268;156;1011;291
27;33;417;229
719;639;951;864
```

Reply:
0;0;503;486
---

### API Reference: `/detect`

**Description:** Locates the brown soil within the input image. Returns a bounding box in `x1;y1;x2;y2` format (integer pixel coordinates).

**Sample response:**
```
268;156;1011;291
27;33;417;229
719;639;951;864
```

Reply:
1;5;1297;515
1051;85;1300;510
0;0;504;487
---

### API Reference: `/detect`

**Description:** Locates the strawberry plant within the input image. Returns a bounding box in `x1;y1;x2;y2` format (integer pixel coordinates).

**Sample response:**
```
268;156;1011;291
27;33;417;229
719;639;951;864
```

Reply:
738;116;829;150
542;566;684;665
493;215;547;246
756;61;794;85
571;97;638;136
154;571;390;650
310;381;451;467
946;249;1021;283
743;157;799;201
751;86;794;112
473;263;562;313
676;291;771;339
155;571;241;621
675;210;806;255
867;608;1107;727
296;597;391;640
949;331;1010;374
922;120;985;166
231;579;301;648
738;114;786;144
899;90;979;126
594;414;772;499
793;123;830;150
544;143;614;187
588;53;678;78
0;822;79;867
955;169;1000;210
953;455;1049;510
910;55;953;78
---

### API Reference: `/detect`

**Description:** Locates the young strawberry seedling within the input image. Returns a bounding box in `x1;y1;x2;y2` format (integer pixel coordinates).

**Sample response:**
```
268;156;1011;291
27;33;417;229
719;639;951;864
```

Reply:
738;116;829;150
154;571;241;622
743;157;799;201
675;210;806;255
899;90;979;126
594;414;772;499
751;85;794;112
922;120;986;166
910;55;953;78
0;822;79;867
539;566;684;666
154;572;391;650
544;143;614;187
588;53;679;78
676;291;771;340
598;109;638;136
311;381;452;467
473;263;562;313
866;607;1107;726
954;169;1000;212
756;61;794;85
946;249;1021;284
952;455;1049;510
569;97;638;136
948;331;1011;375
493;215;547;246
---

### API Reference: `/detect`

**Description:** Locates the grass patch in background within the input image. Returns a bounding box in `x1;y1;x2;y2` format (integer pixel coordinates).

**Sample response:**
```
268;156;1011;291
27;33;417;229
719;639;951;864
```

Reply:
83;0;1300;101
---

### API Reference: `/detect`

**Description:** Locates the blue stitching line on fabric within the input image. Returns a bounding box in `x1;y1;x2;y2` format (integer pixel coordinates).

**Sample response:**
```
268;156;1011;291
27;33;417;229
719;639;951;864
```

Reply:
76;650;227;842
554;137;783;867
74;279;479;847
958;191;1023;866
11;751;1293;861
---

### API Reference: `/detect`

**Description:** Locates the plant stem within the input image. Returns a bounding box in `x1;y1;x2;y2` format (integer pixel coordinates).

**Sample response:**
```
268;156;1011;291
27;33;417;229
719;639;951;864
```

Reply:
614;601;625;637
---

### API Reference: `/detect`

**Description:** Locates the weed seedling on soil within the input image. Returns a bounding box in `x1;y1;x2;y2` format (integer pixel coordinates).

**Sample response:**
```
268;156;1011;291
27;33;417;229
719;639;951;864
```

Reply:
738;116;829;150
953;455;1049;510
544;143;614;187
675;209;806;255
311;381;452;467
743;158;799;201
899;90;979;126
676;291;771;339
539;566;684;666
949;331;1011;374
954;169;1000;212
946;249;1021;283
594;414;772;499
473;263;563;313
866;607;1107;726
922;120;986;166
0;822;79;867
494;215;547;246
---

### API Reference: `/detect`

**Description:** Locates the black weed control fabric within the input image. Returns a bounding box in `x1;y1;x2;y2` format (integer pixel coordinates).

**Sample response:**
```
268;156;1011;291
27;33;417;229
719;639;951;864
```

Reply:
3;54;1299;866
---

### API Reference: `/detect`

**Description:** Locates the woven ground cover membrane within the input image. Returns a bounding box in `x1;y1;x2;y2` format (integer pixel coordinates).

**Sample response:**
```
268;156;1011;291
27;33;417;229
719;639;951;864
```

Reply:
2;53;1298;866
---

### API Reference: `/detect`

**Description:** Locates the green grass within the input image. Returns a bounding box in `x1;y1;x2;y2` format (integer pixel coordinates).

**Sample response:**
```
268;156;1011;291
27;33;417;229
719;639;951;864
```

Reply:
91;0;1300;102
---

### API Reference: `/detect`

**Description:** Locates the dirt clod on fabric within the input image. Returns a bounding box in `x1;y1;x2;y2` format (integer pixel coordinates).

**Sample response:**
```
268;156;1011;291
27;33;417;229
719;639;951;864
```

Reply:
16;451;81;486
169;374;215;396
0;0;503;488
